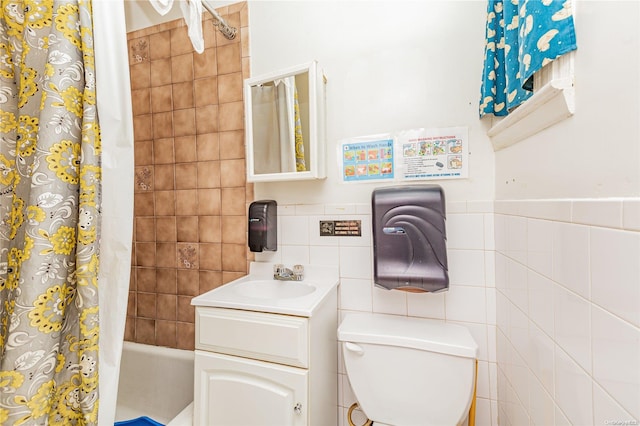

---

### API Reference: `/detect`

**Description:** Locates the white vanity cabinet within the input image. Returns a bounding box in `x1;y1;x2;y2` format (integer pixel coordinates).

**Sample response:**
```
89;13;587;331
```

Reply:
192;275;338;426
194;350;307;426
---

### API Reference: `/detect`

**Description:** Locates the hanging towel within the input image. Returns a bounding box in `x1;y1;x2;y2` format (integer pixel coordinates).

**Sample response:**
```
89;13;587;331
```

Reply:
148;0;173;14
179;0;204;53
148;0;204;53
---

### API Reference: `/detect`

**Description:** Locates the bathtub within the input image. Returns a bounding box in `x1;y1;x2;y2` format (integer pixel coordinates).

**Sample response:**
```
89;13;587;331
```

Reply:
116;341;194;425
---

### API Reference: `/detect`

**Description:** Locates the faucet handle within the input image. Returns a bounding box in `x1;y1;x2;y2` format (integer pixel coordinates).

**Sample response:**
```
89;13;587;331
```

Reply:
292;264;304;281
273;264;285;277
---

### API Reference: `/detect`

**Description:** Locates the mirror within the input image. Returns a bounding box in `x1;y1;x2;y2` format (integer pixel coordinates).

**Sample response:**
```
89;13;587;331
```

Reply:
244;61;326;182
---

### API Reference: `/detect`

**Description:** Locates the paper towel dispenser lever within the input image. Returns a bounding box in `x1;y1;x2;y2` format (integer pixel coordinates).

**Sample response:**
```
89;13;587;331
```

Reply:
383;227;406;235
372;185;448;292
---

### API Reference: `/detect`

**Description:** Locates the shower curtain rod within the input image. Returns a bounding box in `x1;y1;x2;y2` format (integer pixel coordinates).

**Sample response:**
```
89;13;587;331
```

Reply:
201;0;237;40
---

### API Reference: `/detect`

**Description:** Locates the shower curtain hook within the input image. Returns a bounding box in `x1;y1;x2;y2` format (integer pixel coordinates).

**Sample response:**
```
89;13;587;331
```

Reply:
201;0;237;40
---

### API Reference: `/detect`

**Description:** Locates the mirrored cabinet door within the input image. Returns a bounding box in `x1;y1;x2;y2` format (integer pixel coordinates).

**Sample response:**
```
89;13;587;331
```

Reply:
244;61;326;182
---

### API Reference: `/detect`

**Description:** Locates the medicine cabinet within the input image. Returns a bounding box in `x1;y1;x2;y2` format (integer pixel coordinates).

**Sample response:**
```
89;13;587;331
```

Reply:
244;61;326;182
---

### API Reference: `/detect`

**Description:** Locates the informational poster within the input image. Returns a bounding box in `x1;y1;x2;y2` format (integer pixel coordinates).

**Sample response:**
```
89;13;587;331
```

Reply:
397;127;468;180
340;137;395;182
338;127;468;183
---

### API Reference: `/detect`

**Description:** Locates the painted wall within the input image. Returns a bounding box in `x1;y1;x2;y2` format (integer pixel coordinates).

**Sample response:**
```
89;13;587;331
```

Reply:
248;0;495;205
494;1;640;200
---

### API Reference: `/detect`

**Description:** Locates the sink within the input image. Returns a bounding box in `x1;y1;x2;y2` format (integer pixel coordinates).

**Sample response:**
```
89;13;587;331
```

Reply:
233;280;316;299
191;262;339;317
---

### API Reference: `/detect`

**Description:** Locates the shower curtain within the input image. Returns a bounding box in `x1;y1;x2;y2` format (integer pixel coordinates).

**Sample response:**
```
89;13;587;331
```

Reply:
275;77;297;173
0;0;133;424
250;77;306;174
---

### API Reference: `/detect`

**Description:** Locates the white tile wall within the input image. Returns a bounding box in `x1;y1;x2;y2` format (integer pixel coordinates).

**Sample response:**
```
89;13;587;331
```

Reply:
255;197;640;426
552;222;590;299
527;219;554;277
257;200;498;426
554;345;593;425
528;370;555;426
623;199;640;231
590;227;640;327
592;306;640;420
554;284;591;373
495;198;640;425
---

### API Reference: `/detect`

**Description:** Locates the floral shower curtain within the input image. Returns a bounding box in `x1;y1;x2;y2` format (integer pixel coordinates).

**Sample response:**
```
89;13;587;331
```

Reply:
0;0;101;424
479;0;577;116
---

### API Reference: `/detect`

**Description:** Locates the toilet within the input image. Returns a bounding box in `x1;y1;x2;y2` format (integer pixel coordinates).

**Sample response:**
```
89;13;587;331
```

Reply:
338;313;478;426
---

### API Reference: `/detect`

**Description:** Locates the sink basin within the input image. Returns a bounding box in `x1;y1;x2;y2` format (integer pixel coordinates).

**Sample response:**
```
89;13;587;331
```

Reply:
191;263;338;317
233;280;316;299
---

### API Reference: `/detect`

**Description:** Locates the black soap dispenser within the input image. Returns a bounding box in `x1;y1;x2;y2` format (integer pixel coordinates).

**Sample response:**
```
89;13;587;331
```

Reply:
248;200;277;252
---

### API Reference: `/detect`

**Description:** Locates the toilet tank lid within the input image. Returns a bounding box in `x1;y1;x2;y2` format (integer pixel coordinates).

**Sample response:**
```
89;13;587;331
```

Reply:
338;313;478;359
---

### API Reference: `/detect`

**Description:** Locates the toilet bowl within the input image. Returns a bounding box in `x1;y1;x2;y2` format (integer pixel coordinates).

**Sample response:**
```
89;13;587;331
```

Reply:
338;313;478;426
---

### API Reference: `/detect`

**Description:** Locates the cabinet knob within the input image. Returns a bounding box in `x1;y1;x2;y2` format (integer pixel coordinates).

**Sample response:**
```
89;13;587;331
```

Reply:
294;402;302;414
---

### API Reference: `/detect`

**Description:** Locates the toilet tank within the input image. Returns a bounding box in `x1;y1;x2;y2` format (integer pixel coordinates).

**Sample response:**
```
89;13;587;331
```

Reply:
338;313;478;426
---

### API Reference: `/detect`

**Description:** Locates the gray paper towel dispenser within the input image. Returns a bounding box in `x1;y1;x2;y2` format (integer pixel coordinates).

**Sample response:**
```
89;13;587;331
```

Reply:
372;185;448;292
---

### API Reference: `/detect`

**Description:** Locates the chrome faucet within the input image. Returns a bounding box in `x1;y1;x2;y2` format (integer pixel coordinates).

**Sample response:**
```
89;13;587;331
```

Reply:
273;264;304;281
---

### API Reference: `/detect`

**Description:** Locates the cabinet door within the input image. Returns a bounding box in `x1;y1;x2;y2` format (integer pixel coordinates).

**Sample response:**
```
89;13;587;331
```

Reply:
195;351;308;426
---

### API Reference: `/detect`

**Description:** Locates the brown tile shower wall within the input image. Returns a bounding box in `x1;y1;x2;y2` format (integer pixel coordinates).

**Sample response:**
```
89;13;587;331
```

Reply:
126;2;253;350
